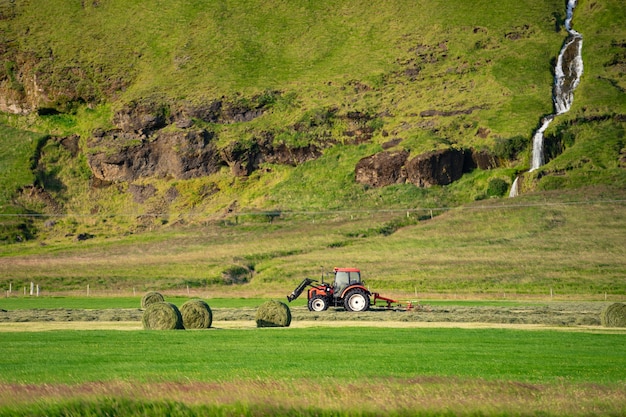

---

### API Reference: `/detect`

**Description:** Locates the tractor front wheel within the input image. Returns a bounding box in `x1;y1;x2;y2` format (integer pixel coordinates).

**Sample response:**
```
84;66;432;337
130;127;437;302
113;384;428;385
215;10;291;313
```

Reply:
343;289;370;312
308;295;329;312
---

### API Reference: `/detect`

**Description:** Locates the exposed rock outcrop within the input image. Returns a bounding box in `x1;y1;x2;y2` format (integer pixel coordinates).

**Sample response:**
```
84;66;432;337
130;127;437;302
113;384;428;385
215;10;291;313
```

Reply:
405;148;466;187
356;148;499;188
220;133;322;177
113;100;168;134
87;123;325;183
87;129;222;182
342;111;376;144
355;151;409;187
466;149;499;170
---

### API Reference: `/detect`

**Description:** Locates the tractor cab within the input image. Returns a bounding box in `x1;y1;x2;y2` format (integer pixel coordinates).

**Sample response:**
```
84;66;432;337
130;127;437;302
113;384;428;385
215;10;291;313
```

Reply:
331;267;362;297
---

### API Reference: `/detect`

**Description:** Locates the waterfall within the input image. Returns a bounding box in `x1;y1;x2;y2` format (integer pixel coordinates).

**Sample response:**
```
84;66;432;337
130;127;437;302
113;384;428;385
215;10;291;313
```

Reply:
530;116;554;171
508;176;520;198
511;0;583;193
554;3;584;116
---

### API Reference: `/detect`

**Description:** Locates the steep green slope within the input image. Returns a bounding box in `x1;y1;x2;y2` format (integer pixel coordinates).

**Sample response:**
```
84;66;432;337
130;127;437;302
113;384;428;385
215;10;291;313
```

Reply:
0;0;624;242
0;125;47;241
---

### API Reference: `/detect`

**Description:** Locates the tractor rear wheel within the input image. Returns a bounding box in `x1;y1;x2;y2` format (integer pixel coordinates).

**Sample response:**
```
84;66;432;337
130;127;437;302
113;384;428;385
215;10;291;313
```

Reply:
308;295;329;312
343;289;370;312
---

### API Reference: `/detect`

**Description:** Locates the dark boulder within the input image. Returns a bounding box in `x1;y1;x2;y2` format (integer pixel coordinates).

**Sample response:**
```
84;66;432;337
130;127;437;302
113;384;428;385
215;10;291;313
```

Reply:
465;149;499;170
355;151;409;187
405;148;465;187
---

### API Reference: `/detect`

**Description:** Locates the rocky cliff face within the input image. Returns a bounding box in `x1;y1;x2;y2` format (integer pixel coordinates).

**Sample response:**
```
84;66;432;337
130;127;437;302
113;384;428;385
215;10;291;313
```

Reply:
1;40;498;197
354;151;409;187
355;148;499;188
0;44;126;115
87;129;222;182
85;99;325;184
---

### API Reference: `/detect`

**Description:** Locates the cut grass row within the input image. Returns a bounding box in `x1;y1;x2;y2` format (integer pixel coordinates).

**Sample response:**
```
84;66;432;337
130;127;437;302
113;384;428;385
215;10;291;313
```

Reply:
0;296;550;310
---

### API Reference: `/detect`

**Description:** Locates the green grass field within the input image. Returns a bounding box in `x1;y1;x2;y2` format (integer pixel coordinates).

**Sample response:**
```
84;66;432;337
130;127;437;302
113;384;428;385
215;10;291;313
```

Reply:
0;327;624;416
2;327;624;384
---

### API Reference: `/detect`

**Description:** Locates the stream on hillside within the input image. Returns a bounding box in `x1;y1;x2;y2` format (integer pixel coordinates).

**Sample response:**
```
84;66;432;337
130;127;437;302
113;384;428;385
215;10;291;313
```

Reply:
509;0;583;197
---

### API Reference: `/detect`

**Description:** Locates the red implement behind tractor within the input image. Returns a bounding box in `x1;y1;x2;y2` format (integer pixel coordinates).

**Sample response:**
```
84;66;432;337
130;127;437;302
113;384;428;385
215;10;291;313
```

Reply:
287;267;411;312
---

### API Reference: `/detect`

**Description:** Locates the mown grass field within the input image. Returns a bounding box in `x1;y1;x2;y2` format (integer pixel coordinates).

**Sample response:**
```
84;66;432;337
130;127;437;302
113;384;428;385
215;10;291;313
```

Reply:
0;326;624;416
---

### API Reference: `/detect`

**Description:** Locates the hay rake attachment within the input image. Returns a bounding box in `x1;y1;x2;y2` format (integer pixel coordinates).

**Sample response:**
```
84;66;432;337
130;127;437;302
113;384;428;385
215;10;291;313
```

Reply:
370;292;416;311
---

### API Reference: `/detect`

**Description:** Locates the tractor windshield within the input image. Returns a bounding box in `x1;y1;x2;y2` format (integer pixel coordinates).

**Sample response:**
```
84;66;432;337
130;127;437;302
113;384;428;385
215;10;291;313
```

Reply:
334;270;361;295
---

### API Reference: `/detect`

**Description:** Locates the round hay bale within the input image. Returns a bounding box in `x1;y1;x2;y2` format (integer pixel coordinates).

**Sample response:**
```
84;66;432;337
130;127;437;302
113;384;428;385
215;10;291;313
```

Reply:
180;299;213;329
255;300;291;328
601;303;626;327
142;302;184;330
141;291;165;308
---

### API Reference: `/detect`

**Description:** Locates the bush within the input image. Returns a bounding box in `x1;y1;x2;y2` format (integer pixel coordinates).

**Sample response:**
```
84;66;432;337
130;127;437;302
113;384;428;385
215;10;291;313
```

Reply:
494;135;528;160
222;265;252;285
486;178;510;197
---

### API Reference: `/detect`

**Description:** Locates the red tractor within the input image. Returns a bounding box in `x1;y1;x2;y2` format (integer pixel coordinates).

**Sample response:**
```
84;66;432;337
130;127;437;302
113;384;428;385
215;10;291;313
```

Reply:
287;267;404;312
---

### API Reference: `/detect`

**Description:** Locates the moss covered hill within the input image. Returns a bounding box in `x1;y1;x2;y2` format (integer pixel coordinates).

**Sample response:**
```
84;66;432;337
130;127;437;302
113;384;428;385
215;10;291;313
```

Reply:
0;0;625;242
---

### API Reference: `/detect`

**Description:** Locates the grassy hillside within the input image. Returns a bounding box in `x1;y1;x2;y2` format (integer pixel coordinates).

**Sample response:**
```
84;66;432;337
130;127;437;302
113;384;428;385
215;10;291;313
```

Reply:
0;0;624;244
0;186;624;297
0;125;47;242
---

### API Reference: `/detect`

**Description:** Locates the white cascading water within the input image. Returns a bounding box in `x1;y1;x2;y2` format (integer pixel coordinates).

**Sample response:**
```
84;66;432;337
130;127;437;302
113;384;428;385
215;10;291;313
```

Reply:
510;0;583;196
